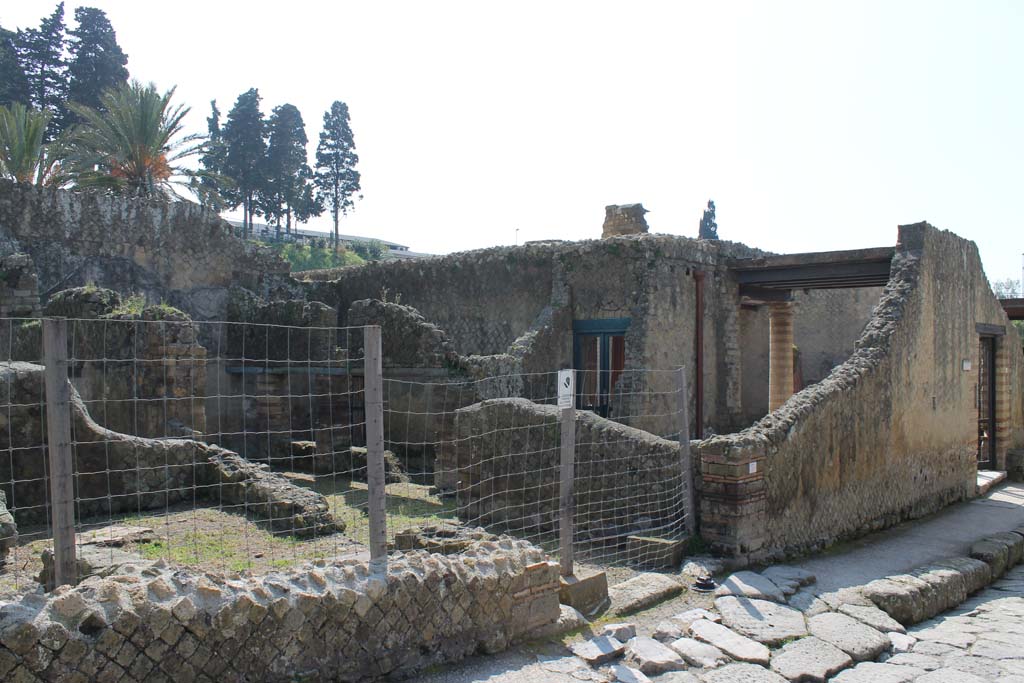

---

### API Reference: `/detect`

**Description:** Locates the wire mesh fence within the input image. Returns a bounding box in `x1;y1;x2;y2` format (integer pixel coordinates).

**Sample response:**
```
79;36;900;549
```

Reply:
0;315;695;598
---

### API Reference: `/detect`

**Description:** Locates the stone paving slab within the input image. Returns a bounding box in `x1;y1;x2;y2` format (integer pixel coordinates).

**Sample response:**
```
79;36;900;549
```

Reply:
768;636;851;682
699;662;788;682
714;596;808;646
689;618;771;666
837;603;906;633
759;566;815;597
624;636;685;675
807;612;889;661
714;571;786;603
571;636;626;665
829;661;926;682
668;637;730;669
608;573;684;615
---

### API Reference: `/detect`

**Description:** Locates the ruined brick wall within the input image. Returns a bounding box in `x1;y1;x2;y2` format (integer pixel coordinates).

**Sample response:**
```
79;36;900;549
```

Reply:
699;223;1024;561
739;287;884;425
0;180;290;321
441;398;688;549
0;541;559;682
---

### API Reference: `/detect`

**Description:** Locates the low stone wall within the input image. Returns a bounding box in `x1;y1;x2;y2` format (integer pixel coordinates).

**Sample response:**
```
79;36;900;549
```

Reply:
441;398;687;547
0;540;560;682
699;223;1024;561
0;362;339;537
0;253;41;318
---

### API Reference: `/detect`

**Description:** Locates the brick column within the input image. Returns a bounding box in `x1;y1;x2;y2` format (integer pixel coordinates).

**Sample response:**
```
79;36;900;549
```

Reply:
995;337;1011;470
768;302;795;412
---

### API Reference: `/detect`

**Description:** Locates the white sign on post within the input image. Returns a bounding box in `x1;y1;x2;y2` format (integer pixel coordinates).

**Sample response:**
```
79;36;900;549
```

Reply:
557;369;574;408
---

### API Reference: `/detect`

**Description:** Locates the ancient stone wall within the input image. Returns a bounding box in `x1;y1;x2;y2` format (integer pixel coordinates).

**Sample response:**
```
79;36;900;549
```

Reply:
699;223;1024;561
0;540;560;682
440;398;688;550
739;287;884;425
0;253;41;318
0;180;289;321
0;362;339;536
306;234;765;438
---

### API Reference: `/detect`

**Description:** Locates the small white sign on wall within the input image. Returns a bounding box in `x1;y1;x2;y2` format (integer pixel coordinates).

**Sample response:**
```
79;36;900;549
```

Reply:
963;359;972;371
557;369;575;408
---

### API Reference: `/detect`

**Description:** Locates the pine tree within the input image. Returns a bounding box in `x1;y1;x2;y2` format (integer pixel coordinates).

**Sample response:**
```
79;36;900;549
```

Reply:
698;199;719;240
262;103;315;239
196;99;229;209
67;7;129;117
0;27;30;107
314;101;361;249
16;3;69;141
221;88;267;237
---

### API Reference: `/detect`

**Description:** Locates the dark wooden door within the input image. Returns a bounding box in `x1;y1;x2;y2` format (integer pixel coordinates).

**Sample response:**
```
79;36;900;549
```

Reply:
978;336;996;468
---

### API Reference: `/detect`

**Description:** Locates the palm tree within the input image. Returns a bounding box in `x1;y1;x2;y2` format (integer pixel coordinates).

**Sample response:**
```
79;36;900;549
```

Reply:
0;103;64;186
65;80;205;199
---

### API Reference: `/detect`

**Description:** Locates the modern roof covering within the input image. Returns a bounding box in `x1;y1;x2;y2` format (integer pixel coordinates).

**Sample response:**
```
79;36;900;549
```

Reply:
731;246;895;297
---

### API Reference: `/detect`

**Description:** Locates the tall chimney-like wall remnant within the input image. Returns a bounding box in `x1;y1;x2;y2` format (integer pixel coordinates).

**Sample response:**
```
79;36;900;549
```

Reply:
602;204;649;239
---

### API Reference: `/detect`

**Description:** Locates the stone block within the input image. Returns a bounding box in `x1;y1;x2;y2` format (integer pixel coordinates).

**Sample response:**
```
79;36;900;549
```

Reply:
598;623;637;642
807;612;889;662
689;619;770;665
770;636;853;682
626;535;685;569
715;571;787;603
608;573;682;615
830;661;927;682
701;662;788;682
715;596;808;646
624;636;686;675
838;603;906;634
970;536;1012;578
570;635;625;665
559;568;609;615
667;637;729;668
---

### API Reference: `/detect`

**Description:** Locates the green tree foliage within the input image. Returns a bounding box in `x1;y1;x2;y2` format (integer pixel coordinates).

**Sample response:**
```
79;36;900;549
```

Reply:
195;99;230;209
64;81;204;198
0;27;30;107
314;101;361;249
351;239;386;261
222;88;266;236
698;199;719;240
66;7;129;117
0;103;63;185
15;3;69;141
261;103;319;237
268;241;364;271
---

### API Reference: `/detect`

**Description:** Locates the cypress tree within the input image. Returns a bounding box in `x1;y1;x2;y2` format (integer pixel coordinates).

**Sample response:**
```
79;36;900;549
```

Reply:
263;103;316;238
67;7;129;116
314;101;361;249
222;88;267;237
196;99;229;210
16;2;69;140
0;27;30;107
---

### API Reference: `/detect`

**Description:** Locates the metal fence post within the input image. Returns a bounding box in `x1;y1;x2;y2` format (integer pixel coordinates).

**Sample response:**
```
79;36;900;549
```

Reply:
559;404;575;577
43;317;76;588
678;366;697;537
365;325;387;565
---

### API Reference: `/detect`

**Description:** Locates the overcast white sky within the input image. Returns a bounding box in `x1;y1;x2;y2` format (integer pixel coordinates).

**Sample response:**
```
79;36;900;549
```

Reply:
7;1;1024;281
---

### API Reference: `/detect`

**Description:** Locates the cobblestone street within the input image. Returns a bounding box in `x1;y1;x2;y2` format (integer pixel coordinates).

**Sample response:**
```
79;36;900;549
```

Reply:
869;563;1024;682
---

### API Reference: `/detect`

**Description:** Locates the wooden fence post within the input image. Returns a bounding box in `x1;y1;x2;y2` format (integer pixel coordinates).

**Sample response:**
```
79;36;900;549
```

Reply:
559;405;575;577
43;317;76;588
678;366;697;537
364;325;387;565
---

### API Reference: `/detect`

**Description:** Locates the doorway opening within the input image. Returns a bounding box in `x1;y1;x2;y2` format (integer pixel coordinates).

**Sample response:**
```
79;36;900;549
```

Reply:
573;318;629;418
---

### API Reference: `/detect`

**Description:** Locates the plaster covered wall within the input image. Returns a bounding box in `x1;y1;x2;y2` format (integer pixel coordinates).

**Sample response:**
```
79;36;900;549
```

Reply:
699;223;1024;561
739;287;884;425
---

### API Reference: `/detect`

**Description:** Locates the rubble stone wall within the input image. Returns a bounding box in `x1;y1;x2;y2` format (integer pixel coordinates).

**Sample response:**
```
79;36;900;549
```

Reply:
0;541;560;682
0;253;41;318
441;398;687;546
699;223;1024;561
0;180;289;321
0;362;339;536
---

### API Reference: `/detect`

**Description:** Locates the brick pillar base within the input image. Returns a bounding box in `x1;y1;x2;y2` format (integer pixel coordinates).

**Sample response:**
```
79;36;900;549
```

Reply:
768;302;795;412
